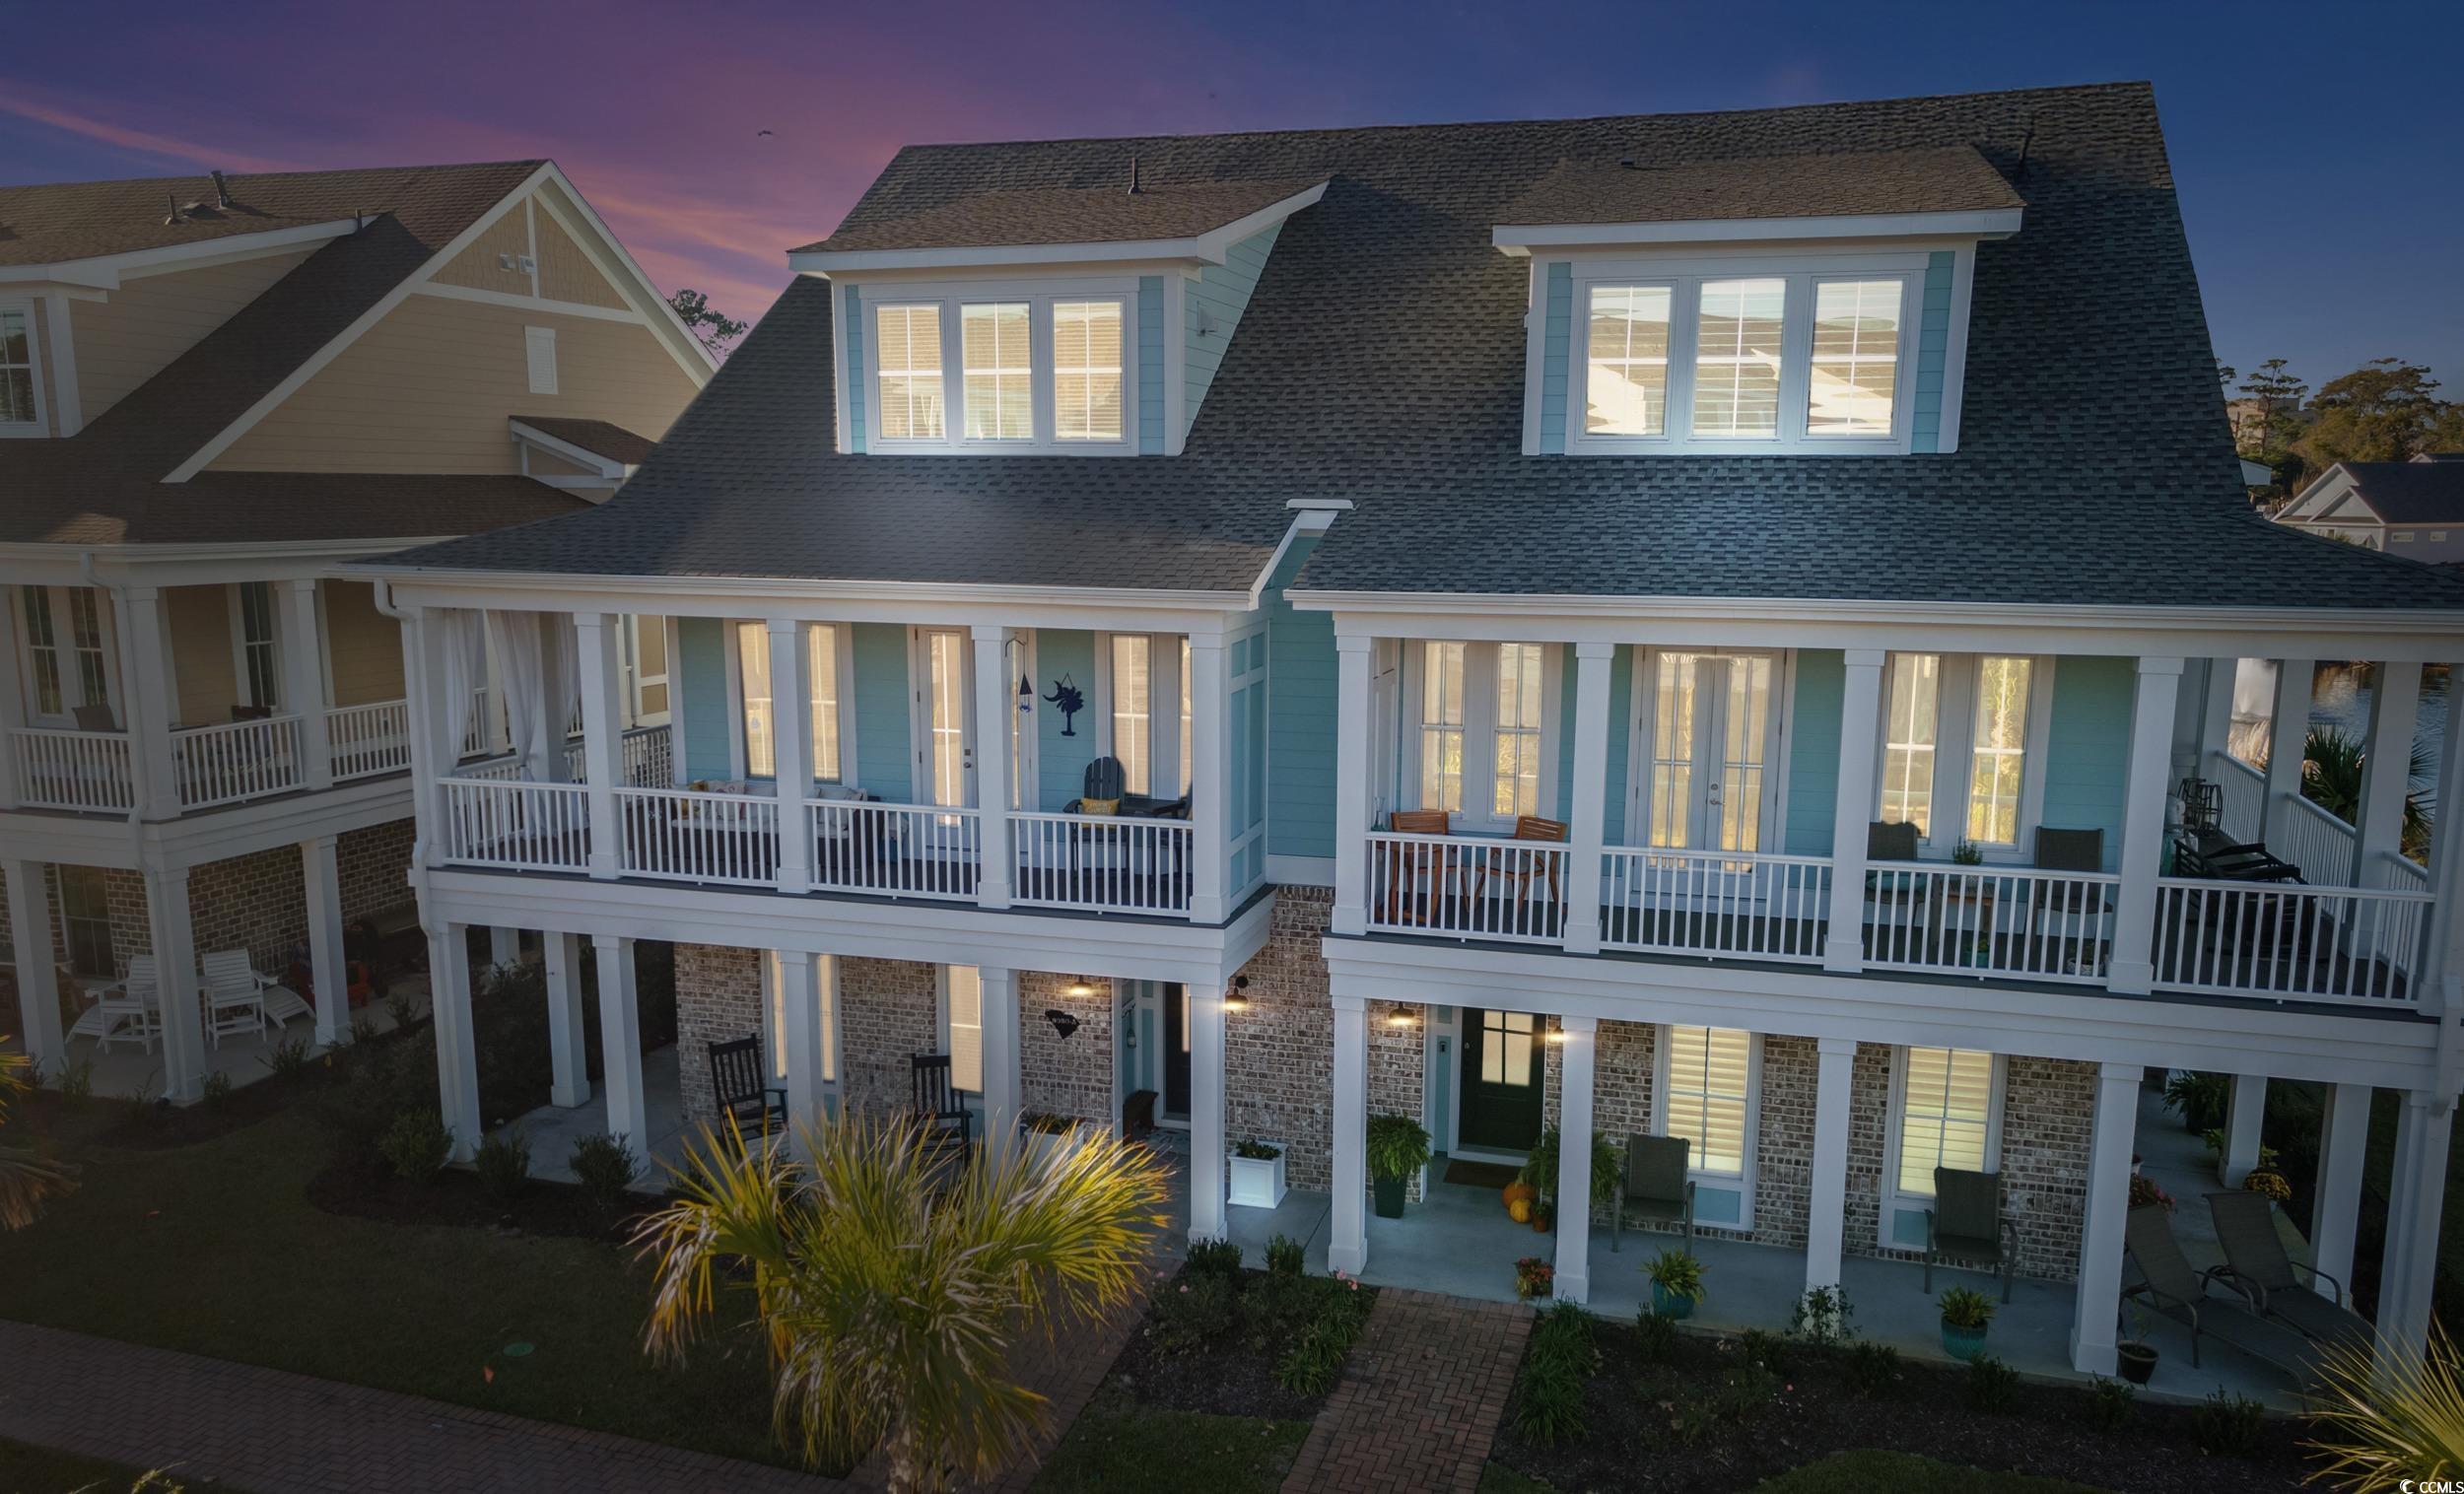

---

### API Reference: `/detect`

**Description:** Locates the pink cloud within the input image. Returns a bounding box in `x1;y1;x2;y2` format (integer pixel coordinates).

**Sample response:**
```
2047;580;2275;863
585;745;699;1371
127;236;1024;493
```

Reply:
0;90;296;175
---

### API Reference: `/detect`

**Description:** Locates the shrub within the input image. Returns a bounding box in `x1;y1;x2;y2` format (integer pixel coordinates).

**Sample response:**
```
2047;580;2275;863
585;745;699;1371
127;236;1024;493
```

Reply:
1153;1269;1239;1353
1738;1328;1788;1376
262;1036;314;1082
1186;1237;1245;1277
53;1056;94;1104
1965;1354;2020;1414
1633;1306;1680;1362
1789;1284;1856;1347
384;987;420;1032
569;1131;639;1211
476;1126;532;1202
1365;1113;1431;1183
1512;1353;1590;1448
378;1108;452;1184
348;1013;379;1047
1842;1340;1902;1396
2088;1374;2136;1432
1233;1139;1281;1160
2192;1388;2266;1457
1533;1298;1597;1354
1650;1361;1780;1451
199;1070;234;1108
1646;1248;1705;1307
1265;1233;1305;1278
1273;1291;1370;1397
2164;1070;2228;1132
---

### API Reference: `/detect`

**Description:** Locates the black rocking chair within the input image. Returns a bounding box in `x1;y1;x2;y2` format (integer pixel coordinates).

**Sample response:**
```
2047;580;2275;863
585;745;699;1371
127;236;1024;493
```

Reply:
911;1053;975;1159
708;1035;787;1135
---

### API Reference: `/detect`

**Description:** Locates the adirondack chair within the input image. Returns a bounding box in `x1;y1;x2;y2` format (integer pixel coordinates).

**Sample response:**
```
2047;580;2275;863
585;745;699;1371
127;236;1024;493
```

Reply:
197;949;267;1047
67;954;158;1053
2206;1191;2372;1351
2123;1202;2322;1383
1612;1134;1695;1255
1925;1167;2018;1302
205;949;312;1032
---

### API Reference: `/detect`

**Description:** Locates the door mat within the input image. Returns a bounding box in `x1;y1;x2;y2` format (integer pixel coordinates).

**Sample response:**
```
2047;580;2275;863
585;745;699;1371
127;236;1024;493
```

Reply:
1442;1159;1524;1190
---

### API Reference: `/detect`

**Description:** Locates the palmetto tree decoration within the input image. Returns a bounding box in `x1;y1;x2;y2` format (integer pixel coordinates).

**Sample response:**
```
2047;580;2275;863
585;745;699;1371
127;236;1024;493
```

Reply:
0;1046;74;1230
636;1112;1169;1493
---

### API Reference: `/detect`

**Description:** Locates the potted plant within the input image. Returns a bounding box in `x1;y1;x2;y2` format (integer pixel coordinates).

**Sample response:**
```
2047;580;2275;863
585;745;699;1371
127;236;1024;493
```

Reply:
2242;1161;2293;1211
1017;1111;1087;1169
1514;1256;1554;1301
2163;1070;2228;1134
1645;1248;1703;1320
2128;1173;2174;1213
2116;1304;2158;1386
1366;1113;1431;1219
1939;1286;1995;1361
1228;1138;1288;1209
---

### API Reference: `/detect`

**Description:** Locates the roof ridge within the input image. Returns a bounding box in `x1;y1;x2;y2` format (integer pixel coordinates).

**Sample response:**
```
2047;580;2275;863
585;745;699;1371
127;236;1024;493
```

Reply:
0;159;548;195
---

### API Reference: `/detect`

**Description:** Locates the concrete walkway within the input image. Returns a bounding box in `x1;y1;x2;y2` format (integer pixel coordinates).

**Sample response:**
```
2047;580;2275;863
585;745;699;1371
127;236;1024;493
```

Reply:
1281;1289;1531;1494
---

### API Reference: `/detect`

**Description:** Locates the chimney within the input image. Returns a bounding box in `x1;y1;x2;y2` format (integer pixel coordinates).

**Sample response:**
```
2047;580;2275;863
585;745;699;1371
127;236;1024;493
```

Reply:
211;170;232;209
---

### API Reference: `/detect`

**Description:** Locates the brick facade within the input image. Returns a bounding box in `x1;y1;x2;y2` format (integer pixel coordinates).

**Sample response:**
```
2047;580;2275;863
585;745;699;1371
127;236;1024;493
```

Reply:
1019;971;1113;1126
1998;1055;2097;1282
674;943;763;1126
1749;1035;1821;1252
835;956;938;1118
1366;998;1425;1201
1224;887;1335;1191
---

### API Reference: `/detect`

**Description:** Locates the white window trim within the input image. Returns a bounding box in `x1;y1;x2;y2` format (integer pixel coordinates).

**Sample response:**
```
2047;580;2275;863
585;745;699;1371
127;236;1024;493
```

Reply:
227;582;284;713
1401;641;1562;834
1093;632;1185;800
16;583;120;726
0;295;49;438
1872;652;2056;862
1651;1024;1761;1233
760;951;839;1089
1620;647;1792;851
1555;248;1935;457
1878;1045;2006;1253
935;964;985;1098
620;614;670;727
857;275;1140;456
725;621;854;785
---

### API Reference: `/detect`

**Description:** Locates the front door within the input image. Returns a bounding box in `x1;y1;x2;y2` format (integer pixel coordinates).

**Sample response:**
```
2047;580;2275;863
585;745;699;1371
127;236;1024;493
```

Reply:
912;627;975;808
1162;983;1191;1120
1637;650;1777;853
1458;1007;1544;1152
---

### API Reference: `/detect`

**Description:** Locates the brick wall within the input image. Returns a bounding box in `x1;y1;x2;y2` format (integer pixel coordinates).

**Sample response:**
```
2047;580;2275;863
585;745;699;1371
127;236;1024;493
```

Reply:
1367;998;1424;1201
1999;1055;2096;1282
675;943;763;1126
1225;887;1335;1191
1751;1035;1819;1251
1020;971;1114;1126
336;818;416;923
838;956;938;1118
1842;1040;1898;1265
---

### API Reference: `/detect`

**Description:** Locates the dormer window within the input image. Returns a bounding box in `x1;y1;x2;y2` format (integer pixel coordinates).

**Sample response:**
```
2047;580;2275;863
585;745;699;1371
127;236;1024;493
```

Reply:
1053;301;1124;441
960;303;1030;440
859;285;1136;454
1;301;44;434
875;305;947;441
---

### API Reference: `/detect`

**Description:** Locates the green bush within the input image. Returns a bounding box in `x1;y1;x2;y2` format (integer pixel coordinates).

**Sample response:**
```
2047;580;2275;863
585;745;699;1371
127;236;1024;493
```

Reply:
1365;1113;1431;1182
1153;1269;1240;1353
1965;1354;2019;1414
2088;1374;2136;1432
262;1036;314;1082
377;1108;452;1184
1185;1237;1245;1277
1738;1327;1789;1376
1265;1233;1305;1278
1789;1284;1856;1347
1842;1340;1902;1396
476;1126;532;1202
1513;1300;1601;1448
2192;1388;2266;1457
568;1131;639;1212
1272;1290;1371;1397
1632;1305;1680;1362
199;1070;234;1108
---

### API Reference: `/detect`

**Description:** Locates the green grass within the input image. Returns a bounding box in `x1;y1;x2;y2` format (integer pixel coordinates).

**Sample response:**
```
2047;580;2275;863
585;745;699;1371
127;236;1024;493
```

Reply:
1476;1462;1560;1493
0;1107;786;1468
0;1435;244;1493
1747;1450;2104;1492
1030;1387;1308;1493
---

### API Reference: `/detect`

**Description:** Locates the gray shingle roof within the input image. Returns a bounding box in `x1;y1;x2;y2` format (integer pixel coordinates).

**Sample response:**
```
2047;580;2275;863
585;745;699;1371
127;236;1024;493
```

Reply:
1494;146;2023;229
371;84;2464;613
2336;461;2464;525
795;175;1324;254
513;416;658;466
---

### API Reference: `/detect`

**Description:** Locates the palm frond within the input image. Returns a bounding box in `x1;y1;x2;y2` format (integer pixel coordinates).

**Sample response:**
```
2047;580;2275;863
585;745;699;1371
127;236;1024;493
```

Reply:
2306;1322;2464;1490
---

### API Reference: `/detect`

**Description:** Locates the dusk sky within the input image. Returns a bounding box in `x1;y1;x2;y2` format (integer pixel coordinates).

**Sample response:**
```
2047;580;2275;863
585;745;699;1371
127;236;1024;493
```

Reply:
4;1;2456;392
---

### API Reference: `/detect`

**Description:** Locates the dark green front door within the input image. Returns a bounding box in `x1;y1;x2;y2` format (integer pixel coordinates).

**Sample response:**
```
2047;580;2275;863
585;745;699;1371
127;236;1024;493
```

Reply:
1458;1007;1544;1152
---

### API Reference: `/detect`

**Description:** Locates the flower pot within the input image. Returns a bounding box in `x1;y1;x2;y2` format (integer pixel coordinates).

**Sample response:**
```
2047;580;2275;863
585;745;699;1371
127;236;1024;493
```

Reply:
1650;1281;1696;1320
1227;1149;1287;1209
1373;1176;1407;1218
2116;1340;2158;1386
1940;1321;1989;1362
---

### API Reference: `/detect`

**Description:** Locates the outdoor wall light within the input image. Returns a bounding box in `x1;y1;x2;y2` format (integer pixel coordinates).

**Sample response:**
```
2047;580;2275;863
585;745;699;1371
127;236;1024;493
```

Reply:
1386;1013;1417;1028
1065;975;1096;997
1045;1008;1081;1039
1222;975;1251;1011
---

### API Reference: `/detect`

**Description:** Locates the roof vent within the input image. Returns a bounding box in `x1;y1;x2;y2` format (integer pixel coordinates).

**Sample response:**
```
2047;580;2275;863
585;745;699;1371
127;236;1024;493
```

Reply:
1128;154;1141;195
163;191;184;226
211;170;233;209
1618;157;1637;170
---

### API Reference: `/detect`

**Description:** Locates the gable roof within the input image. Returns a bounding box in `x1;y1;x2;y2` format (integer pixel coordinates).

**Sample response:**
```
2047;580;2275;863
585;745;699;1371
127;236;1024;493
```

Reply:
370;83;2464;613
793;175;1327;254
1493;145;2024;230
2296;460;2464;527
512;415;658;466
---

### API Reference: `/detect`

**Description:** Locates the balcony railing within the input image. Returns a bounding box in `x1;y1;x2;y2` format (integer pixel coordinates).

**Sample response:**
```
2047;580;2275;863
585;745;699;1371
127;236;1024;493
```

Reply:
9;726;135;812
2152;878;2430;1005
809;799;981;902
327;700;411;781
7;698;422;815
1862;863;2121;985
617;786;778;886
171;714;304;810
1013;811;1194;916
1364;830;1569;944
440;779;590;872
562;723;674;787
1602;848;1831;963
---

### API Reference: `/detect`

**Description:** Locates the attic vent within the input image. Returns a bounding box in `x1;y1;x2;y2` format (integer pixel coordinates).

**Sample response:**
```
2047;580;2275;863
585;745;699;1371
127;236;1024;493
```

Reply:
211;169;233;208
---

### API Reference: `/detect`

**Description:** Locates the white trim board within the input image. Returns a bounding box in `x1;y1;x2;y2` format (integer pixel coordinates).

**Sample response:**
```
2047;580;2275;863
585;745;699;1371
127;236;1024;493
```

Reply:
1491;208;2022;254
790;182;1328;276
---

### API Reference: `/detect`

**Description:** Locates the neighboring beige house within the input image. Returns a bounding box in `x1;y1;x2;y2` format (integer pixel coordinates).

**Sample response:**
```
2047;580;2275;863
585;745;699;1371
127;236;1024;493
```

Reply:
2274;453;2464;560
0;162;713;1100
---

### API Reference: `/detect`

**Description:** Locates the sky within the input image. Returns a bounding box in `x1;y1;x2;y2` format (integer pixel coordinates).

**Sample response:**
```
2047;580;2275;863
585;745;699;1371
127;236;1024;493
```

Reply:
3;0;2457;394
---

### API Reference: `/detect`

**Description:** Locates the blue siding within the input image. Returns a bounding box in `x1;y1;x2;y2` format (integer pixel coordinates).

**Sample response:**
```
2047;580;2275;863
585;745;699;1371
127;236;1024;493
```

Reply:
1037;629;1098;812
850;624;908;796
843;284;867;453
1137;276;1166;454
2042;656;2132;871
1602;646;1633;843
1539;262;1572;454
1183;224;1280;438
1266;536;1335;860
1909;251;1952;453
1554;646;1578;823
677;617;733;782
1785;650;1845;855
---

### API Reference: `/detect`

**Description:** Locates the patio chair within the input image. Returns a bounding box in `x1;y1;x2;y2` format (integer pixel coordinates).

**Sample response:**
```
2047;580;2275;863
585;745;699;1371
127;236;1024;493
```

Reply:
1924;1167;2018;1302
2123;1202;2323;1382
1865;821;1925;900
67;954;158;1053
197;949;266;1047
207;949;311;1031
1380;808;1464;925
2206;1190;2372;1351
1472;816;1569;933
1612;1133;1694;1255
707;1035;787;1134
911;1053;974;1160
71;704;118;733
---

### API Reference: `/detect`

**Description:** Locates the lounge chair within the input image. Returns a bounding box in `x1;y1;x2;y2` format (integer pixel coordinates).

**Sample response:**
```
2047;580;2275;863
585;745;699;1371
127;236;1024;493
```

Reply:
1925;1167;2018;1302
1612;1133;1694;1255
67;954;158;1052
2207;1191;2372;1351
2123;1202;2322;1383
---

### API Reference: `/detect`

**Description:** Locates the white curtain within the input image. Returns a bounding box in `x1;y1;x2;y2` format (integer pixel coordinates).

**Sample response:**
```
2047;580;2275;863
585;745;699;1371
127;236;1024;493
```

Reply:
550;615;580;745
490;610;550;780
437;609;487;763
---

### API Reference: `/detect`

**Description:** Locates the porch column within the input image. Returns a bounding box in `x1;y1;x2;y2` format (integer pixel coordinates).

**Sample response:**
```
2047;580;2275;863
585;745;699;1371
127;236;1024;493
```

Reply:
300;836;348;1046
776;948;824;1152
1804;1036;1857;1294
2311;1081;2372;1290
592;934;648;1161
0;592;26;810
2378;1090;2454;1372
1188;635;1228;924
142;863;207;1103
2107;657;2183;994
543;932;589;1108
2069;1060;2144;1376
1823;649;1885;973
2423;668;2464;991
279;578;332;791
968;627;1013;911
575;614;623;881
2263;658;2313;849
426;921;481;1158
1552;1015;1598;1304
2352;662;2423;889
1562;644;1614;954
769;620;813;896
979;966;1021;1148
1331;636;1373;936
402;608;451;870
1186;979;1229;1242
1328;992;1369;1274
3;860;64;1075
121;587;179;817
2221;1074;2268;1187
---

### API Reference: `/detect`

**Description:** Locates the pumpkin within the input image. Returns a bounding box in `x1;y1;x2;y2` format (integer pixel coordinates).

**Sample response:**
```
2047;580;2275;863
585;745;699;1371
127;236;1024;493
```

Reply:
1507;1195;1533;1224
1501;1180;1538;1212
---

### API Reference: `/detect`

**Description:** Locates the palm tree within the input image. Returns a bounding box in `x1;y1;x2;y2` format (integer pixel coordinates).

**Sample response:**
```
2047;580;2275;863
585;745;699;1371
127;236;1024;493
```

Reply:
2306;1322;2464;1490
0;1046;74;1229
2304;725;2432;857
637;1112;1170;1493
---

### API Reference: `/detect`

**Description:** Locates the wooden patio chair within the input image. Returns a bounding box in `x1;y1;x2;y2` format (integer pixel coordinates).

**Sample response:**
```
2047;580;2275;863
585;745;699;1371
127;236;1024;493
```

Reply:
911;1053;975;1161
1924;1167;2018;1302
2123;1202;2322;1382
67;954;157;1053
202;948;312;1032
1380;808;1462;925
2029;827;2107;966
2206;1190;2371;1351
1612;1133;1694;1255
707;1035;787;1135
197;949;267;1048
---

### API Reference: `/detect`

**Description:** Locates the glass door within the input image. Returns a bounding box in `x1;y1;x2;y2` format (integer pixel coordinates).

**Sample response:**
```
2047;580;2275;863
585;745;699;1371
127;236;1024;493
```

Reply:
1640;651;1775;854
913;627;975;809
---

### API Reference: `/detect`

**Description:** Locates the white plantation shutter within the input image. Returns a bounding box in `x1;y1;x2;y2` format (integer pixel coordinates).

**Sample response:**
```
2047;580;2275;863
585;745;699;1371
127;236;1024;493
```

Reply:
1881;653;1942;835
1053;300;1123;441
875;305;945;440
961;303;1032;440
524;326;558;395
1110;635;1152;794
1666;1026;1750;1176
736;622;775;778
946;966;983;1094
808;624;842;781
1897;1047;1994;1195
1492;643;1544;819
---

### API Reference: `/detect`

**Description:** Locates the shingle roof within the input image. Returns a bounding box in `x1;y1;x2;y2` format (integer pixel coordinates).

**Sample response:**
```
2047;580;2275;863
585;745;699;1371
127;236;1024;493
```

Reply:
0;472;591;548
513;416;659;466
1493;145;2023;228
793;175;1324;253
371;84;2464;613
2338;460;2464;525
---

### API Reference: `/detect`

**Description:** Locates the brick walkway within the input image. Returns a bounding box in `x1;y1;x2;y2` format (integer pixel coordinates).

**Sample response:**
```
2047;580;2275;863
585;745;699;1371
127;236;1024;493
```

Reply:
1280;1289;1533;1494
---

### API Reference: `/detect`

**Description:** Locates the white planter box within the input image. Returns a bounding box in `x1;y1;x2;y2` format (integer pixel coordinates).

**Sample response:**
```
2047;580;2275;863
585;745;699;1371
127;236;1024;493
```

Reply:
1021;1119;1100;1170
1228;1147;1288;1209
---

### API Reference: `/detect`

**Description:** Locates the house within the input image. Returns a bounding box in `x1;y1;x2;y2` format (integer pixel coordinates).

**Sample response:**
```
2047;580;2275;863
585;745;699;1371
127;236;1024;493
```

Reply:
2275;453;2464;559
0;162;712;1099
356;83;2464;1383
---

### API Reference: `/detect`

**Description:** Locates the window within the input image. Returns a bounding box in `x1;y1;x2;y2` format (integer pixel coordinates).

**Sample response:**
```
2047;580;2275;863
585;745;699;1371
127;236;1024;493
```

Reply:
1412;641;1553;829
874;305;946;441
761;952;837;1085
942;966;983;1094
1478;1009;1536;1085
960;303;1031;441
1880;653;1941;835
1492;643;1545;819
1110;635;1152;794
2395;531;2418;544
524;326;558;395
1873;653;2046;853
1895;1047;1995;1195
2434;531;2452;543
16;585;114;723
0;305;37;429
1417;641;1467;814
1584;285;1671;436
1664;1026;1751;1176
57;866;113;978
236;581;281;710
21;585;62;716
1098;634;1185;800
1965;657;2032;845
66;588;107;710
623;616;669;723
1690;278;1786;439
1807;280;1903;435
1179;637;1194;798
735;622;845;781
1053;300;1124;441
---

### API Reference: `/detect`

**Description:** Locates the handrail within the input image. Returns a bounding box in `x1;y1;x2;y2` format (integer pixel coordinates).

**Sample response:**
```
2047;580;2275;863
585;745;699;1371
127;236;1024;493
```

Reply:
1014;809;1194;916
325;699;411;781
1602;847;1831;963
2153;875;2430;1006
171;713;305;809
807;798;982;901
618;786;779;886
1860;861;2120;984
1363;829;1569;944
8;726;134;812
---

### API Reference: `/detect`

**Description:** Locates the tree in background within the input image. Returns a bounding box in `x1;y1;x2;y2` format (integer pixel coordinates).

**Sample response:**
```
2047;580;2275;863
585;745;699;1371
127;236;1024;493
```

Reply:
667;289;750;359
2297;358;2455;471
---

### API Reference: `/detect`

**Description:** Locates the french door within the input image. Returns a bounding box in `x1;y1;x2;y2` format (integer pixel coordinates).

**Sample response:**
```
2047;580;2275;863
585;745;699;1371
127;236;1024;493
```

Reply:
1631;650;1780;854
15;584;119;727
910;627;975;809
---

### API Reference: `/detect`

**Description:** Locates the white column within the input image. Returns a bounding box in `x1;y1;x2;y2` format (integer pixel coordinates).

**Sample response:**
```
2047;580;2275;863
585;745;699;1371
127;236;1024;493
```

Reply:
142;863;206;1102
2353;662;2424;888
575;614;623;880
427;921;481;1158
279;578;332;790
2070;1060;2144;1376
1332;636;1373;936
2221;1073;2268;1187
1188;635;1228;923
776;948;824;1150
1804;1036;1856;1294
1553;1014;1598;1304
121;587;179;817
300;836;347;1045
969;627;1013;911
1824;649;1885;973
544;932;589;1108
403;608;452;869
1562;644;1613;954
1328;992;1369;1274
593;934;648;1155
2311;1081;2372;1291
769;620;813;896
2195;658;2236;770
2263;658;2314;849
1188;979;1228;1242
2107;657;2184;994
488;925;520;969
0;591;26;810
979;966;1021;1147
4;861;63;1074
2378;1090;2454;1371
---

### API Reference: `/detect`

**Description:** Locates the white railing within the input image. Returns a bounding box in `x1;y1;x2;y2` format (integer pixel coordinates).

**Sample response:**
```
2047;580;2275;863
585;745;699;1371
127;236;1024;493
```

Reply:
459;687;496;760
808;799;982;901
172;714;303;809
1602;848;1831;963
326;699;410;781
440;779;589;871
1014;811;1195;916
2212;752;2268;845
456;755;525;782
10;727;134;812
1862;862;2120;984
2154;877;2430;1005
2276;793;2360;884
617;787;778;886
1363;831;1570;944
2377;851;2430;894
564;724;675;787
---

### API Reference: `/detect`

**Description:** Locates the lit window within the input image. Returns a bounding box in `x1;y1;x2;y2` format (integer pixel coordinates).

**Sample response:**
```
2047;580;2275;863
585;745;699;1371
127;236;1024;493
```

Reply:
1881;654;1941;836
1417;641;1467;814
1492;643;1544;819
735;622;843;781
1416;642;1552;828
2394;531;2418;544
960;303;1032;441
57;865;113;977
1584;285;1671;436
1179;637;1194;797
0;306;35;427
1896;1047;1994;1195
1053;301;1124;441
1110;634;1152;794
874;305;945;441
1479;1009;1536;1085
1665;1026;1750;1176
1808;280;1902;435
762;952;838;1085
67;588;107;709
1690;278;1786;439
944;966;983;1093
1966;657;2033;846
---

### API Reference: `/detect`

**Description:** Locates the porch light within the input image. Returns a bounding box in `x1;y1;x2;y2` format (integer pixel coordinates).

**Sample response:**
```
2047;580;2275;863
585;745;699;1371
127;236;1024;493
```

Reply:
1544;1028;1568;1044
1065;975;1096;997
1386;1013;1416;1028
1221;976;1250;1012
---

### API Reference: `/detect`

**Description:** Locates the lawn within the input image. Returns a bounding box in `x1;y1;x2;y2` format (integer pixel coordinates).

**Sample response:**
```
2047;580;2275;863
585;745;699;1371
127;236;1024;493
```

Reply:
0;1102;787;1469
1478;1451;2122;1492
1030;1387;1308;1493
0;1435;248;1493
